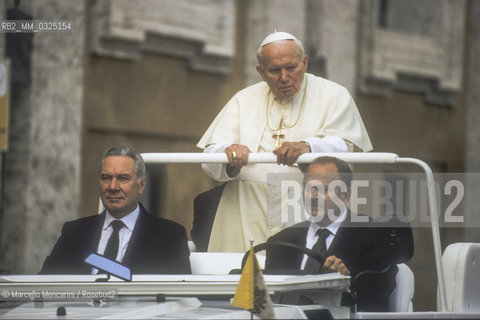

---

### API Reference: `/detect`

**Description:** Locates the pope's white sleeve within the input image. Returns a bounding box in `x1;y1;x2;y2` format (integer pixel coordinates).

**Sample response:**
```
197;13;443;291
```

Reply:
303;136;353;153
201;143;235;182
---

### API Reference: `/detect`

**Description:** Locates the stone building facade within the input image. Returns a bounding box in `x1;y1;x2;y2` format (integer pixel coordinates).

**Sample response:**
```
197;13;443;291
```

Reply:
0;0;479;311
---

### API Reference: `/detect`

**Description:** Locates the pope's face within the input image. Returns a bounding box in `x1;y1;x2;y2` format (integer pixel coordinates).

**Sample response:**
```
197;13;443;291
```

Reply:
303;163;349;225
256;40;308;99
100;156;146;218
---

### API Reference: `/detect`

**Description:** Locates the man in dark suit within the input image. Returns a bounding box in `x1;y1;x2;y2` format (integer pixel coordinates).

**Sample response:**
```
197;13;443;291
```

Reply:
265;156;412;312
40;146;191;275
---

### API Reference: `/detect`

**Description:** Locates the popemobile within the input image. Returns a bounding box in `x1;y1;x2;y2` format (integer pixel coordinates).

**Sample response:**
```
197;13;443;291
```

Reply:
1;152;479;319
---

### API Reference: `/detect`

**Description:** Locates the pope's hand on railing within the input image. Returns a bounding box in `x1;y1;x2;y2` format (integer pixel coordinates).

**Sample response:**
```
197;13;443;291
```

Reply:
273;141;311;166
225;144;250;177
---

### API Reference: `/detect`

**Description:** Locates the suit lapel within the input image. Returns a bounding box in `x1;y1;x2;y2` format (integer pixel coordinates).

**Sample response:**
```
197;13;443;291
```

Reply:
122;206;147;267
327;210;355;257
289;221;309;268
91;212;106;249
80;212;105;255
79;213;105;273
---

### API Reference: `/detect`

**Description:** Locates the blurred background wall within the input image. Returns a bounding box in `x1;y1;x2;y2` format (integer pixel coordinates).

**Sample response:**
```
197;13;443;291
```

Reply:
0;0;479;311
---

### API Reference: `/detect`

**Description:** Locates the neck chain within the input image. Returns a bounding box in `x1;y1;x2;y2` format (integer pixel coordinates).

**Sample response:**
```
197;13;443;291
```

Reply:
266;76;307;132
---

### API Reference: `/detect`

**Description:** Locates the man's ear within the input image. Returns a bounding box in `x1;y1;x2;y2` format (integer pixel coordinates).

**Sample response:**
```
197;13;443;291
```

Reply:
303;55;309;71
138;177;147;194
256;64;266;81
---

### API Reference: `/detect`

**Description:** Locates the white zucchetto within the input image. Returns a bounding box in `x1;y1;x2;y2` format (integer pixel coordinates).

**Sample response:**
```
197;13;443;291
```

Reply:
260;31;298;47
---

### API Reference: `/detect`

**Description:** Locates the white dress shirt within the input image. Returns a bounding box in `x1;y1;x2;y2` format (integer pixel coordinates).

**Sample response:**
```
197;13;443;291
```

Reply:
300;207;347;270
91;205;140;274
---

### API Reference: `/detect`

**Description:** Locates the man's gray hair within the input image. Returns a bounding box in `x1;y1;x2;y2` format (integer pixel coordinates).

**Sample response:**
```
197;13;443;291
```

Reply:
101;146;146;182
256;37;305;67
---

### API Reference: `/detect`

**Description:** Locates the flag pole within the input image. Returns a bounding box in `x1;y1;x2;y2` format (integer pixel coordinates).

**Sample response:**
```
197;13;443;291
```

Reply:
249;239;254;320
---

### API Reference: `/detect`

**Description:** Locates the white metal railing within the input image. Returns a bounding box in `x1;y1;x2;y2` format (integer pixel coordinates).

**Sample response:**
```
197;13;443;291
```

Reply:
141;152;399;164
140;152;447;312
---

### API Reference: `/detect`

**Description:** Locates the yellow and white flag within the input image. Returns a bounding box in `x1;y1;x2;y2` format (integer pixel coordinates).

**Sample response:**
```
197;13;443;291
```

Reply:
232;245;275;319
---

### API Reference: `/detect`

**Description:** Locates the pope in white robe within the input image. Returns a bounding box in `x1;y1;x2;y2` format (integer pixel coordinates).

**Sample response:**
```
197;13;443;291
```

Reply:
197;32;372;252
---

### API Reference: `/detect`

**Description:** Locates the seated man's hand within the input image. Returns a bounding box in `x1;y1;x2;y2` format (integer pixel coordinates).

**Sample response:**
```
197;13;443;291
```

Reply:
273;141;310;166
323;255;349;276
225;144;250;177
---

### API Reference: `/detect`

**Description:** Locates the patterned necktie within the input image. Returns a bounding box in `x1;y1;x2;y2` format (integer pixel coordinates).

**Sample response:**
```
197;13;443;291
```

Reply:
304;228;331;274
103;220;125;261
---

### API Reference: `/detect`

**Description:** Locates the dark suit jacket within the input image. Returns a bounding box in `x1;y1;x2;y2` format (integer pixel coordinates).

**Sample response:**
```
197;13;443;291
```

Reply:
191;184;226;252
40;205;191;275
265;211;402;312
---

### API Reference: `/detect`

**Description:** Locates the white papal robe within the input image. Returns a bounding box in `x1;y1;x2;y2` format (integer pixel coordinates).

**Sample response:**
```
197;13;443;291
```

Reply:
197;73;372;252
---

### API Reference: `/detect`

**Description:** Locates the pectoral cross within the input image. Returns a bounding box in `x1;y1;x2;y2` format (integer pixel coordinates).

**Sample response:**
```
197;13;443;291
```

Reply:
272;131;284;149
272;113;285;149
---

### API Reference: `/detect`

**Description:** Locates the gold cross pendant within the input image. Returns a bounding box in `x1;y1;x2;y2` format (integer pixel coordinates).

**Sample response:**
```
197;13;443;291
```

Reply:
272;112;285;149
272;133;285;149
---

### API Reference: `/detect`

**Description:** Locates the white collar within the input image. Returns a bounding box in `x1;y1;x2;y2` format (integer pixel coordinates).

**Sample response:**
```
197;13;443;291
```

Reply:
103;205;140;232
308;207;347;238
